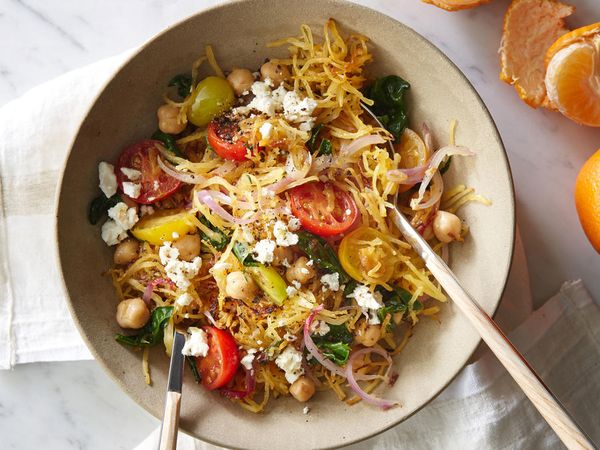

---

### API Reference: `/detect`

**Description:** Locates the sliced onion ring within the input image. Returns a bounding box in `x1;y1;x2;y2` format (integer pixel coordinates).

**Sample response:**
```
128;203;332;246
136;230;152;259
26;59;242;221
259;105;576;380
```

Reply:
220;366;256;399
346;346;398;410
387;165;427;185
340;134;386;158
197;190;258;225
304;306;347;378
157;156;207;185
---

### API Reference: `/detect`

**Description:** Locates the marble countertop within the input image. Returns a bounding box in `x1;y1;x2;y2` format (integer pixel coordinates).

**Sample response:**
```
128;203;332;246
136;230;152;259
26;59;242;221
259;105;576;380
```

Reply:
0;0;598;449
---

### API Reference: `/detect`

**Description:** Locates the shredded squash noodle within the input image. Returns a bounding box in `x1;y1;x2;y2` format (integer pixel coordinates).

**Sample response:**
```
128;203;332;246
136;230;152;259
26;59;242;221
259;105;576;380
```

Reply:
95;20;489;413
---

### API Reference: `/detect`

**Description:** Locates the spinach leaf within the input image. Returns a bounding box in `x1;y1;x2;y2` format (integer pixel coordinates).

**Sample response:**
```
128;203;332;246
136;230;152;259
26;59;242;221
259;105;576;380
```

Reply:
186;355;201;383
364;75;411;140
317;139;333;156
232;241;259;267
312;324;353;365
151;130;183;157
114;306;174;347
376;285;422;323
439;156;453;174
296;231;350;284
307;124;324;151
199;216;230;251
88;193;121;225
168;74;192;98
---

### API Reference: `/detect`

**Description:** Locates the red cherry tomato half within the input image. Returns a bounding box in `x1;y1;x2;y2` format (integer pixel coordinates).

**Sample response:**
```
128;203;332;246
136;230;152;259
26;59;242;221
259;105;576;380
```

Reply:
197;326;240;390
115;139;181;205
207;117;248;161
290;182;358;237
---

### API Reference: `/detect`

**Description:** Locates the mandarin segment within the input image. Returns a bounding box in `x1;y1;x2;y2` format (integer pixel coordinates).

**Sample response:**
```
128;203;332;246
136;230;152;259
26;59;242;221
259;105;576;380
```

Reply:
574;149;600;253
422;0;490;11
499;0;574;108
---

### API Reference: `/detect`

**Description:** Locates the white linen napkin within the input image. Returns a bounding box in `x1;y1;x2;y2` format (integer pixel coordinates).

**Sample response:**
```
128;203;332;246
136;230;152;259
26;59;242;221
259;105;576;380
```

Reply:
1;54;598;449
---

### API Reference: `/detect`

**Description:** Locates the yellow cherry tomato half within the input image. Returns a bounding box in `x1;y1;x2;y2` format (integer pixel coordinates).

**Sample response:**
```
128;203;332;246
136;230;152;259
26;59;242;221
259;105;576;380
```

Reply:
338;226;395;285
131;209;197;245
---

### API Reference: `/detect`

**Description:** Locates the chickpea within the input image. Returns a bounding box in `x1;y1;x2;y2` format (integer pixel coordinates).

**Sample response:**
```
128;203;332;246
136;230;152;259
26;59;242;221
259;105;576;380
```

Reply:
285;256;315;285
226;68;254;96
116;298;150;329
357;325;381;347
225;271;257;301
157;104;186;135
289;376;316;402
173;234;201;262
433;211;462;243
260;61;291;85
113;239;140;265
272;246;294;267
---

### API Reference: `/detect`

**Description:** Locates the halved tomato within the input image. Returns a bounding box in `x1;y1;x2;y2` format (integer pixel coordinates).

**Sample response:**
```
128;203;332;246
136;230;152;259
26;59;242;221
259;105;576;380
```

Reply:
116;139;181;204
197;326;240;390
207;117;248;161
289;182;358;237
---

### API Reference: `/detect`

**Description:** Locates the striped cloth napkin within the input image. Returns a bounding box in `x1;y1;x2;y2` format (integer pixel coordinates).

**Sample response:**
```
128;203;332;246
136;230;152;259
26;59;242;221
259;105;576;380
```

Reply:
0;53;598;449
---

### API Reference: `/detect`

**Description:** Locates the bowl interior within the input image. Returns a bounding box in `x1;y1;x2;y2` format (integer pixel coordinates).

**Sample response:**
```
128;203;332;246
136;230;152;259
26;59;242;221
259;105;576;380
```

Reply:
56;1;514;449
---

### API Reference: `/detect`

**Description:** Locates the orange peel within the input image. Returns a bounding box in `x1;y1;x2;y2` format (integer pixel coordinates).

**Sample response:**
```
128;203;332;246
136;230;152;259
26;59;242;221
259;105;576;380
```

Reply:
421;0;490;11
499;0;574;108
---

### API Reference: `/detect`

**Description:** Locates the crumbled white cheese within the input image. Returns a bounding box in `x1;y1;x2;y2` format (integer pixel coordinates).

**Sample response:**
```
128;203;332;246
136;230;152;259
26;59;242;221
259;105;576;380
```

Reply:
306;260;314;267
120;167;141;181
287;217;301;231
122;181;141;199
253;239;276;264
300;267;310;275
140;205;155;216
158;242;202;290
107;202;139;231
240;225;255;244
241;348;257;370
283;331;298;342
310;320;330;336
303;406;310;415
291;280;301;290
98;162;117;198
282;90;318;126
101;220;128;246
275;346;304;384
282;258;291;268
182;327;209;357
273;220;298;247
259;121;274;140
172;232;180;239
212;261;232;272
175;292;193;307
347;284;383;325
286;284;298;297
320;273;340;292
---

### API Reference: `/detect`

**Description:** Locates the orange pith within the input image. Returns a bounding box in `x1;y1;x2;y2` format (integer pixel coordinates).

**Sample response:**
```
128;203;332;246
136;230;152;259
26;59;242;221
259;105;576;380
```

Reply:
574;149;600;253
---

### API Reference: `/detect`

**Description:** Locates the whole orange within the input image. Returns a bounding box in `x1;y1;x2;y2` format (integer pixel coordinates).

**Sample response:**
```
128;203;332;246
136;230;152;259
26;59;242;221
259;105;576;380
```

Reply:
575;149;600;252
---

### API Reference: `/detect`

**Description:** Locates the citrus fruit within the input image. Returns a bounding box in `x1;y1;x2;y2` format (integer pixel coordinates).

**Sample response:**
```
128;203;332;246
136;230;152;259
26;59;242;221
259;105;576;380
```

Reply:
574;149;600;253
545;23;600;127
421;0;489;12
500;0;574;108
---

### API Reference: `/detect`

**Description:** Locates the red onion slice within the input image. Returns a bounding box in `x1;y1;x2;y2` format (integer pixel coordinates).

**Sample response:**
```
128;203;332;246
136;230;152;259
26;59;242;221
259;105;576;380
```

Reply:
210;160;236;177
411;171;444;211
267;150;312;194
197;190;258;225
346;346;398;410
340;134;386;158
157;156;207;185
387;166;427;185
303;306;347;378
143;278;176;306
208;190;255;210
221;366;256;399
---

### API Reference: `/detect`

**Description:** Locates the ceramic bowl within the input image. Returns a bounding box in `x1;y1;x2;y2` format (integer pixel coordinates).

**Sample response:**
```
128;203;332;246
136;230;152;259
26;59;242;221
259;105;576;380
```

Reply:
56;1;515;448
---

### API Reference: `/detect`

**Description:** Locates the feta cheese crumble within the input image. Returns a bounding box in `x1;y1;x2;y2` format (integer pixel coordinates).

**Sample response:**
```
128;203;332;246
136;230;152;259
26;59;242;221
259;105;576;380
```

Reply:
175;292;193;307
287;217;301;231
120;167;141;181
320;273;340;292
286;284;298;297
282;90;318;127
101;202;139;246
158;242;202;290
101;220;128;246
241;348;257;370
98;162;117;197
273;220;298;247
348;284;383;324
122;181;141;199
182;327;209;357
253;239;276;264
259;121;274;140
303;406;310;415
275;346;304;384
310;320;331;336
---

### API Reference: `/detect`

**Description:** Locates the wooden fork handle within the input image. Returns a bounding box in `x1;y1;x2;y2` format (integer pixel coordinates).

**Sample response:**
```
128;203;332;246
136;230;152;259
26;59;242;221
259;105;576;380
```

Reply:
426;254;595;450
158;391;181;450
